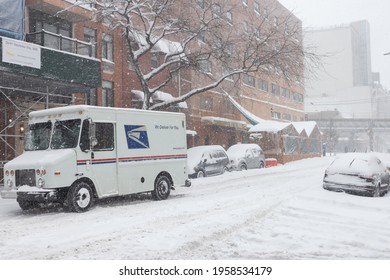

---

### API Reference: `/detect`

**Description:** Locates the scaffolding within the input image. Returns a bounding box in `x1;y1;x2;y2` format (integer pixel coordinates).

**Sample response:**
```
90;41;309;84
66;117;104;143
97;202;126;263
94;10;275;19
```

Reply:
0;85;76;184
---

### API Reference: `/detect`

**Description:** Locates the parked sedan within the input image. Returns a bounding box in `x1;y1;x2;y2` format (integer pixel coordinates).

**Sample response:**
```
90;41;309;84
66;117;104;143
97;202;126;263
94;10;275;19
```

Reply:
187;145;230;178
227;143;265;171
323;153;390;197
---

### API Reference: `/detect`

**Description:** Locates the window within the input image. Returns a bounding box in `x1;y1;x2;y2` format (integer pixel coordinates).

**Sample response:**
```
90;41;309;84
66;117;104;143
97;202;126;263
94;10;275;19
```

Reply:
226;11;233;24
284;22;290;35
227;44;235;55
243;73;255;87
151;52;159;68
198;60;212;73
198;31;205;43
28;10;72;51
51;119;81;150
212;4;221;17
200;96;213;111
264;8;268;19
282;87;290;98
293;92;304;103
255;29;260;40
224;99;234;114
197;0;205;9
83;27;97;57
282;113;292;121
271;111;281;119
24;122;52;151
102;33;113;61
243;21;249;33
80;120;115;152
274;17;279;28
213;36;222;49
254;1;260;13
258;79;268;92
271;83;280;96
223;66;234;81
102;80;114;107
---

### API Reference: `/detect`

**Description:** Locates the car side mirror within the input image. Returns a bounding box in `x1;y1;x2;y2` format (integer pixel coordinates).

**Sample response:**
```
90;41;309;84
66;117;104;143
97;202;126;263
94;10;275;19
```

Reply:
203;158;207;163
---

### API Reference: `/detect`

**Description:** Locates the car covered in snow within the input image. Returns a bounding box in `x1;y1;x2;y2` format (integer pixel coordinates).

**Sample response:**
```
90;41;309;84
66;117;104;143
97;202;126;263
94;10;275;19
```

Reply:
187;145;230;178
227;143;265;171
323;153;390;197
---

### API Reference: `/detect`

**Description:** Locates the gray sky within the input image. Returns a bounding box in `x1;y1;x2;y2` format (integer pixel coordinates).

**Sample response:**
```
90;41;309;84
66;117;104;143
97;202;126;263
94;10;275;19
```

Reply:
278;0;390;89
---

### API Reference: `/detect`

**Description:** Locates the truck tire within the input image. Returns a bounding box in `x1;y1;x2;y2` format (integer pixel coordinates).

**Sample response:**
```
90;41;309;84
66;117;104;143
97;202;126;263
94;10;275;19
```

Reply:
18;200;38;211
152;175;171;200
66;182;94;212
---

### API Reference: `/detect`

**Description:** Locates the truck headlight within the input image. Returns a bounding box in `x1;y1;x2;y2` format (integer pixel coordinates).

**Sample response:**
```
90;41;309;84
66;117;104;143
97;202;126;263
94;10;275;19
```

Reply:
38;178;45;187
6;179;13;188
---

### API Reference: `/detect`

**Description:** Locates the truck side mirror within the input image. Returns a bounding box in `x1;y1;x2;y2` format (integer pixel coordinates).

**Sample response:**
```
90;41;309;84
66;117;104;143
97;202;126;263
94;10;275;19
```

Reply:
89;121;98;149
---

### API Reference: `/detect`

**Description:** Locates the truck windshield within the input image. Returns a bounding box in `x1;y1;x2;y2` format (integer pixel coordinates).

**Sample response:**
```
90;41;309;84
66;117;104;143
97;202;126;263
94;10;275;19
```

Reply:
51;119;82;149
24;121;52;151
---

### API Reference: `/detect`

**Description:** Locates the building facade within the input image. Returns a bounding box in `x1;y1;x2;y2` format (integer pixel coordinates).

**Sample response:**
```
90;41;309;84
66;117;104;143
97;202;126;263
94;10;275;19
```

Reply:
304;20;374;117
0;0;307;182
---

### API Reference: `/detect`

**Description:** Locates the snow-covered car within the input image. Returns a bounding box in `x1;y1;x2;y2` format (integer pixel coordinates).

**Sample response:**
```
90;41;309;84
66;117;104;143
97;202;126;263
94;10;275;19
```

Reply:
323;153;390;197
227;143;265;171
187;145;230;178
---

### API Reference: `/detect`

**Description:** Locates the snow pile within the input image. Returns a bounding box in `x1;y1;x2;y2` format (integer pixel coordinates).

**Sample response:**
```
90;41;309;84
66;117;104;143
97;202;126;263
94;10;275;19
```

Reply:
131;90;187;108
2;156;390;259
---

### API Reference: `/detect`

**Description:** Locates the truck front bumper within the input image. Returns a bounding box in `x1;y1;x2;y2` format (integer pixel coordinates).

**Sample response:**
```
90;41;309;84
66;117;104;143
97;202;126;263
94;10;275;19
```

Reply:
0;189;17;199
1;187;66;203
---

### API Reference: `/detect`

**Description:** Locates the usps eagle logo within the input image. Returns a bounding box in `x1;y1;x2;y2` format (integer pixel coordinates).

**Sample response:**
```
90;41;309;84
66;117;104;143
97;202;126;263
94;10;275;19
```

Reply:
124;125;150;149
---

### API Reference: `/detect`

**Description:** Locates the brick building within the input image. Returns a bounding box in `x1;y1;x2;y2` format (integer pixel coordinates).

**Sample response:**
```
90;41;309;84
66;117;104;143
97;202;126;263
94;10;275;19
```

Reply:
0;0;307;181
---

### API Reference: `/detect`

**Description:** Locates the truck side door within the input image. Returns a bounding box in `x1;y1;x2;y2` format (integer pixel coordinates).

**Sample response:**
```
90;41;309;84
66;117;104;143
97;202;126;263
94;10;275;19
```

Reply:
79;120;118;197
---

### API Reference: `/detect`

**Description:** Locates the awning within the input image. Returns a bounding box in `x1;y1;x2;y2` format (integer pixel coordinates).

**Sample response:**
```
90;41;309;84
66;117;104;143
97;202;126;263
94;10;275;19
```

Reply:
225;93;264;125
186;130;197;136
201;116;248;130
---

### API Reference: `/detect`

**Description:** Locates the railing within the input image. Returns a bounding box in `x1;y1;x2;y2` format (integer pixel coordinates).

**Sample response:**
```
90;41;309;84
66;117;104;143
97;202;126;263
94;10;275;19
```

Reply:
26;30;93;57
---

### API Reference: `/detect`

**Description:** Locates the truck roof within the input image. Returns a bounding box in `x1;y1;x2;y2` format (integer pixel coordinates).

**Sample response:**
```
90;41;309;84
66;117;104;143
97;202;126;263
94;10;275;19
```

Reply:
29;105;185;118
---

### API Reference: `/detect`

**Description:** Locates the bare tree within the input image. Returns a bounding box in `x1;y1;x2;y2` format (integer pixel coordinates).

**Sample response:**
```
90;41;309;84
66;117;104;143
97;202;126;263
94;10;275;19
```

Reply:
71;0;320;110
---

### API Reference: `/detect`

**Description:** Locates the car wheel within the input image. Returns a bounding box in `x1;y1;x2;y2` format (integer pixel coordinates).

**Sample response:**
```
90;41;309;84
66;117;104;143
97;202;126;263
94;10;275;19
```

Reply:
259;161;265;168
223;166;229;173
66;182;94;212
152;175;171;200
240;164;247;171
373;182;381;197
196;170;205;178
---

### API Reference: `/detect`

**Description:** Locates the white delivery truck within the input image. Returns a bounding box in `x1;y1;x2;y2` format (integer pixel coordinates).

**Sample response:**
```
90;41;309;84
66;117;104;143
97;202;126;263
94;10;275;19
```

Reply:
1;105;190;212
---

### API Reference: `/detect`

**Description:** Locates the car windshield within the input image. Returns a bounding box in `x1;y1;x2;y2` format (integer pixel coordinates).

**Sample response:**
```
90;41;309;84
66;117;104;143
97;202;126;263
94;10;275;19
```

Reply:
24;119;82;151
327;154;384;175
51;119;82;149
24;121;52;151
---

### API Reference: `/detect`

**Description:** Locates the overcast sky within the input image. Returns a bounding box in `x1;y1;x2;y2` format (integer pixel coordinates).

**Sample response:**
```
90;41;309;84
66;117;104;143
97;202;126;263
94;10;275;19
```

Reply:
278;0;390;89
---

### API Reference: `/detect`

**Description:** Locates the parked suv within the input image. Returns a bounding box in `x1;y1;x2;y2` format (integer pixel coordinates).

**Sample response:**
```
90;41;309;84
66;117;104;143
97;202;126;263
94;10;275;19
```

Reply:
187;145;230;178
227;143;265;171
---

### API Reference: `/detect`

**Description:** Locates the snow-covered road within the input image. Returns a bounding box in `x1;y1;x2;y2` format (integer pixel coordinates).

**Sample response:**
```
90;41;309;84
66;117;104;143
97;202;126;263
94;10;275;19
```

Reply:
1;156;390;260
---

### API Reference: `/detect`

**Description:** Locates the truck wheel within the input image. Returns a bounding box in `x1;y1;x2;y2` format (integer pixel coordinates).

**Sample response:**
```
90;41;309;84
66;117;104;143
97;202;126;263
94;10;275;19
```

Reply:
18;200;37;211
66;182;94;212
152;175;171;200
